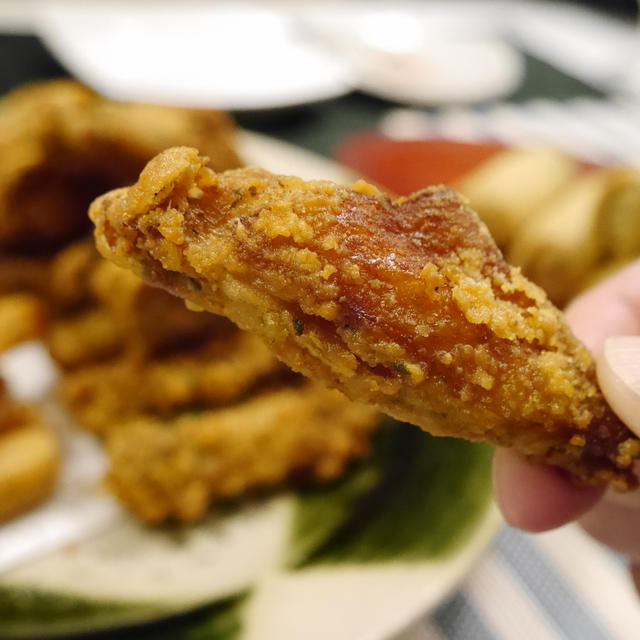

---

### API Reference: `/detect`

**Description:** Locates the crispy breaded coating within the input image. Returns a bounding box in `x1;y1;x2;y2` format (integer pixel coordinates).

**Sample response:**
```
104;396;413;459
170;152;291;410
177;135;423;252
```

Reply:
0;422;60;523
91;147;640;489
88;258;229;358
0;255;51;297
46;241;228;369
60;331;281;434
46;307;123;369
0;293;44;353
0;380;59;522
0;378;33;433
105;384;380;522
0;79;241;252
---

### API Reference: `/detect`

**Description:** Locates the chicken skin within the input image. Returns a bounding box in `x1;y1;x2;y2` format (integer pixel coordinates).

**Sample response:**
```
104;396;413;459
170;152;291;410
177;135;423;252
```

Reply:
90;147;640;489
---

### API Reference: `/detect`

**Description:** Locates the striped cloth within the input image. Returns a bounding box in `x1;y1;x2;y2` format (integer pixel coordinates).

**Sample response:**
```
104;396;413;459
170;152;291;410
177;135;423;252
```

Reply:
397;524;640;640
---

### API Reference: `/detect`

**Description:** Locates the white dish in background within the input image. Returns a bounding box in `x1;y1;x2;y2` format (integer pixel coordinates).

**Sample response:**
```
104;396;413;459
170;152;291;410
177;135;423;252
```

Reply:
34;3;354;110
330;8;524;105
33;1;523;109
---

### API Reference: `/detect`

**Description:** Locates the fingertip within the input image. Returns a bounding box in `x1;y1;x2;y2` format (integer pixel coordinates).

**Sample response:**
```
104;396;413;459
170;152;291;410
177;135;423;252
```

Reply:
597;336;640;438
492;448;604;532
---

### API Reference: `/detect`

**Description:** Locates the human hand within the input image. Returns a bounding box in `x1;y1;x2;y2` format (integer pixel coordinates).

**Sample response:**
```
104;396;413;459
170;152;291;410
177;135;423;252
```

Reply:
492;259;640;587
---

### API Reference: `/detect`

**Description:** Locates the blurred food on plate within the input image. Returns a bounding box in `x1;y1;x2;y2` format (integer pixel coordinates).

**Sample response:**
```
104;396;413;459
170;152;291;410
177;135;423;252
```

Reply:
0;79;241;254
0;293;43;353
46;239;380;521
3;76;638;524
0;79;380;524
45;240;228;375
337;135;640;307
506;168;614;306
106;383;378;523
336;134;503;195
0;377;59;523
454;146;581;248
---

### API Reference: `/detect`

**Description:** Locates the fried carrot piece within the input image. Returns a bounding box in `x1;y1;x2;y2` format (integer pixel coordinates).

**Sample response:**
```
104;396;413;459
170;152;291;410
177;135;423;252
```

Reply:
90;147;640;489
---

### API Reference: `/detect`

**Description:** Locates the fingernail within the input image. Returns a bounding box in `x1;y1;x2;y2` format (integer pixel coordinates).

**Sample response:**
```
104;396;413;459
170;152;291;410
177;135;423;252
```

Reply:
597;336;640;438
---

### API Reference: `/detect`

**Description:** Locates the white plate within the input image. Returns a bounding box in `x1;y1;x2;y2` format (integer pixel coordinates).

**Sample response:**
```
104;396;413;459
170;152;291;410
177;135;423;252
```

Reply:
33;2;523;109
34;3;353;111
0;132;501;640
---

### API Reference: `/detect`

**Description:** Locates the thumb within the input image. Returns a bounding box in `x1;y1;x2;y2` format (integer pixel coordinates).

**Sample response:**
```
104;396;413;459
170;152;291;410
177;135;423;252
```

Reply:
597;336;640;438
577;336;640;559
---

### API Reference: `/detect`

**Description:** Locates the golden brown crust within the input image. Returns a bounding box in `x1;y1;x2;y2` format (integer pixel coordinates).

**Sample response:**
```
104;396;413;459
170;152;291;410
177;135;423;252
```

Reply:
91;146;640;489
0;255;52;297
60;331;282;434
105;384;379;522
0;423;60;523
0;79;242;252
45;240;228;369
0;381;59;522
0;379;33;434
0;293;44;353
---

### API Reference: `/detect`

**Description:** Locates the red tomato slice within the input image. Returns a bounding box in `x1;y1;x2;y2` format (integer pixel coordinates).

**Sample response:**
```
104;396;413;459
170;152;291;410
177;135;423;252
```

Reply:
336;133;503;196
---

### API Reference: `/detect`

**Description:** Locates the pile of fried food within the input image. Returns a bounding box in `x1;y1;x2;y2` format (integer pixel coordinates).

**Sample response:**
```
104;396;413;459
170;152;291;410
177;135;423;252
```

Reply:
454;146;640;307
0;79;379;523
89;146;640;492
0;375;59;523
3;79;640;526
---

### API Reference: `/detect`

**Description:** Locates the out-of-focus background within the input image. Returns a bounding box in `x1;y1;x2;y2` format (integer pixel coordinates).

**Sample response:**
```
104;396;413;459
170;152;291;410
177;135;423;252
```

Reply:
1;1;640;639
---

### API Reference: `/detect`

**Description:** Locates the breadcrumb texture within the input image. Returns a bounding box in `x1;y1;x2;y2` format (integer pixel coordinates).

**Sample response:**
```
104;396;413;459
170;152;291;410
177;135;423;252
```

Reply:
45;240;226;371
0;79;241;252
107;384;378;522
0;293;44;352
90;147;640;489
48;243;380;522
0;379;60;522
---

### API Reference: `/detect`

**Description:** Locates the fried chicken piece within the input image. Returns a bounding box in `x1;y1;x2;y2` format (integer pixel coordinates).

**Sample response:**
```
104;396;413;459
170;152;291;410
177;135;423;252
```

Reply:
0;79;241;252
61;331;281;434
0;255;51;297
0;378;33;433
46;307;123;369
91;147;640;489
88;258;229;358
47;238;102;312
0;422;60;523
106;384;380;522
46;241;228;369
0;380;59;522
0;294;44;353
